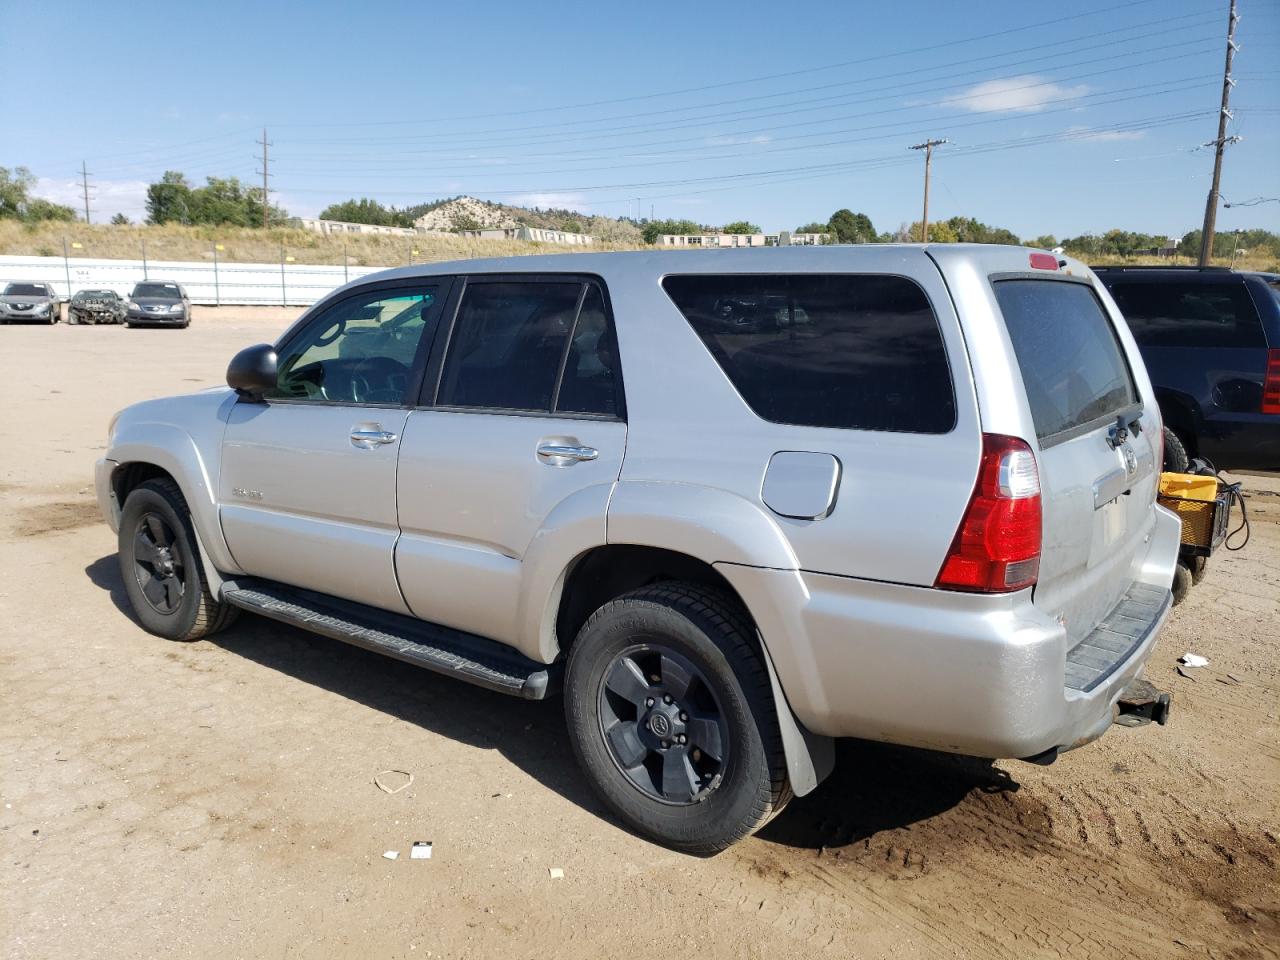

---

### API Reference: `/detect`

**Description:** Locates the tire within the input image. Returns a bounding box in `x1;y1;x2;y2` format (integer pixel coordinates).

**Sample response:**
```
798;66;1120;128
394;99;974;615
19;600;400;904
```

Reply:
1188;555;1208;585
1171;562;1193;606
118;478;238;641
564;582;788;854
1162;426;1190;473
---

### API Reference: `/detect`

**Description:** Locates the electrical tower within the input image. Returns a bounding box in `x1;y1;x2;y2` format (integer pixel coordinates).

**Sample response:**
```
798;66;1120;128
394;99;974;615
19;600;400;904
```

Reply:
1198;0;1240;266
255;128;273;229
909;138;948;243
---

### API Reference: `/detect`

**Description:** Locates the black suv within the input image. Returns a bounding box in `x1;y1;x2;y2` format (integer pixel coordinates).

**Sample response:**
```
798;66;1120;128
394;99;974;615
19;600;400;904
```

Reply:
1094;267;1280;471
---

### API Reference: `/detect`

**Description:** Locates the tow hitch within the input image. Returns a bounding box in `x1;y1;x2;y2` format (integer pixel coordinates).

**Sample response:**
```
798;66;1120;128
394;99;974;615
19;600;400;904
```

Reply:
1114;677;1172;727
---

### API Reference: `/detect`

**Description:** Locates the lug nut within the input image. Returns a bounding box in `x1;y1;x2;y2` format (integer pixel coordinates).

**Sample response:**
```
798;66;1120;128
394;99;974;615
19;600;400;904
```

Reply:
661;740;670;749
679;712;688;722
664;695;673;704
677;734;687;744
645;697;654;707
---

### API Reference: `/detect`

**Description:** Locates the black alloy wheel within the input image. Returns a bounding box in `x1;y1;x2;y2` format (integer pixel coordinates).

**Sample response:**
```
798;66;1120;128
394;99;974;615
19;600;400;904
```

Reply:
598;644;730;804
131;511;187;615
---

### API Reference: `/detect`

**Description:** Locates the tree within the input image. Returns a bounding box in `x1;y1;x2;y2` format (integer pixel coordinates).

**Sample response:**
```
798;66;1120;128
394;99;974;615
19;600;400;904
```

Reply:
0;166;77;222
795;221;829;234
145;171;288;226
319;197;410;227
1030;234;1058;249
722;220;761;234
146;171;193;225
829;209;876;244
641;218;704;244
111;212;131;225
585;215;642;243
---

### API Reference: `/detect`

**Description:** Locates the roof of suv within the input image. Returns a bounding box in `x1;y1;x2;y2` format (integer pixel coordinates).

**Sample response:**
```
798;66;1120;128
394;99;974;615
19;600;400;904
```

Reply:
1092;266;1279;282
359;243;1088;285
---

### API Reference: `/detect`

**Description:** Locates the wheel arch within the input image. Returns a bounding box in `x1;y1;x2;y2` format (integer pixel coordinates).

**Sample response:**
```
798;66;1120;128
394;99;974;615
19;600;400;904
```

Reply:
107;423;241;578
551;542;833;797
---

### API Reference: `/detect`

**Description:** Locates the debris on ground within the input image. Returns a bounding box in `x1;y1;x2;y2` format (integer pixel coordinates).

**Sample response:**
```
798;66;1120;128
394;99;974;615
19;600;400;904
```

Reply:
548;867;564;880
1179;653;1209;668
1176;666;1198;682
411;842;432;860
373;770;414;795
382;850;400;861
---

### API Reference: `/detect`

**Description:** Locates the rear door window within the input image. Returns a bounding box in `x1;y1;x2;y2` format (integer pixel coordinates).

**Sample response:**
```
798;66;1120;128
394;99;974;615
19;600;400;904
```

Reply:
662;273;955;433
1104;280;1265;348
993;279;1137;443
436;279;623;417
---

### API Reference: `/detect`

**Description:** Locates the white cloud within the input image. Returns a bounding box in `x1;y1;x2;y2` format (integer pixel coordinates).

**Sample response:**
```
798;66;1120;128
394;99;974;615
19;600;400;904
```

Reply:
1065;126;1148;143
34;177;149;222
942;75;1089;114
507;192;593;212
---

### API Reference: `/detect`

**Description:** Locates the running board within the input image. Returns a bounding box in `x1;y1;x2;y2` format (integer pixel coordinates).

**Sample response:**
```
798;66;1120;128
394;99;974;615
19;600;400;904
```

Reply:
220;578;559;700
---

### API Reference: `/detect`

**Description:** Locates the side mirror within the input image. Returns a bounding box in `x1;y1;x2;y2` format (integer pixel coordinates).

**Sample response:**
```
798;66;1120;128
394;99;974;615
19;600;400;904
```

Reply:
227;343;278;401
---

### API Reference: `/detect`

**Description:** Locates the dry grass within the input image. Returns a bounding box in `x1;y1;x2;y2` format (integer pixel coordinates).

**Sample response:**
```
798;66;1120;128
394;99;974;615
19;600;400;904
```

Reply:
0;221;645;266
1085;251;1279;272
3;221;1275;272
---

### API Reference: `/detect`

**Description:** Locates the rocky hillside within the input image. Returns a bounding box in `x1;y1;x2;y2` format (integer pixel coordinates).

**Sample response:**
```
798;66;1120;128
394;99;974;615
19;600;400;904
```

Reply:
412;196;519;231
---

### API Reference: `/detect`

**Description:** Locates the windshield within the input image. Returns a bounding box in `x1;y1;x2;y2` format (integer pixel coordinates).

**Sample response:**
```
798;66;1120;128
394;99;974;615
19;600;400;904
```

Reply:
132;283;181;300
4;283;47;297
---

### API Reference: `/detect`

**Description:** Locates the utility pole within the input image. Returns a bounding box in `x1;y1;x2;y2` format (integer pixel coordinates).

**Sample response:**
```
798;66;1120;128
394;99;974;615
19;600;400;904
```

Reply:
1198;0;1240;266
79;160;92;224
256;127;272;229
909;138;947;242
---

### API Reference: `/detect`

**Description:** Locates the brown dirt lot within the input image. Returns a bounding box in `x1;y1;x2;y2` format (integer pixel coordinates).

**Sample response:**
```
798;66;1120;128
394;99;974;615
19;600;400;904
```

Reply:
1;314;1277;960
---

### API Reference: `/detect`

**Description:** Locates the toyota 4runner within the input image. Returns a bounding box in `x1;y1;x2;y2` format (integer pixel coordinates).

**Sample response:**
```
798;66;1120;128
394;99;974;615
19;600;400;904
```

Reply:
97;245;1181;853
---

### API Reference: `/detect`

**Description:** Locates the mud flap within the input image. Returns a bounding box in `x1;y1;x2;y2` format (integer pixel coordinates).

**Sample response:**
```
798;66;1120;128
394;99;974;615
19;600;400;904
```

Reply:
757;631;834;796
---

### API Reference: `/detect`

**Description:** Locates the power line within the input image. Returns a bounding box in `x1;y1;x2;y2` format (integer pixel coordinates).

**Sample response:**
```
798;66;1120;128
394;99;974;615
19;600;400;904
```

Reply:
277;13;1221;147
271;0;1180;128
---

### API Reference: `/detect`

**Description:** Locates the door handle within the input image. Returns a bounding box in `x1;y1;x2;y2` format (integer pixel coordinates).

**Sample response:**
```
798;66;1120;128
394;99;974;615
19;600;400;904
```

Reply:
536;441;599;464
350;426;398;449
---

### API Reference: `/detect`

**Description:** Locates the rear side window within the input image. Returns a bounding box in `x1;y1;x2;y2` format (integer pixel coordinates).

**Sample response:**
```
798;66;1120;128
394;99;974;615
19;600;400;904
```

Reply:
1104;280;1265;348
993;280;1137;443
437;279;621;417
662;273;955;433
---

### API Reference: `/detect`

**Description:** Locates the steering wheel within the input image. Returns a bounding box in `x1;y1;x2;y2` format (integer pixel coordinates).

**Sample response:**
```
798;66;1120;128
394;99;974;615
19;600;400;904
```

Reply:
348;356;408;403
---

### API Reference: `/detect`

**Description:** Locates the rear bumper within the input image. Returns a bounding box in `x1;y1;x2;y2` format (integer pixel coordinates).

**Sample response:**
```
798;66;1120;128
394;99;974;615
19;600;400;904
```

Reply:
717;506;1182;759
1198;416;1280;470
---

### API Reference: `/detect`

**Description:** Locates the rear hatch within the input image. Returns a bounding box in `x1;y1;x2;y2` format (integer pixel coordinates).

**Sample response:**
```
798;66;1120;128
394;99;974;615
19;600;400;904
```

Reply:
990;273;1160;648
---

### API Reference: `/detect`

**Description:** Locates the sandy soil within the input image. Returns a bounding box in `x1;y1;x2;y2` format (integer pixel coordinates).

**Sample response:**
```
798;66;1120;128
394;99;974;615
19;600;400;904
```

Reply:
2;314;1277;960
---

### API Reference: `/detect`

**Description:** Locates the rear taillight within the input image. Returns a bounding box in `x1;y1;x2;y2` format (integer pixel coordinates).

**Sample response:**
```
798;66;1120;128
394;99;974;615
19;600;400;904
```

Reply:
1263;348;1280;415
936;434;1042;593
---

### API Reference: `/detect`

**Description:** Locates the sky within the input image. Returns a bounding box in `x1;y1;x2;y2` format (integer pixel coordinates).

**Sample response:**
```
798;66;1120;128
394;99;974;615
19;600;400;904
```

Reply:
2;0;1278;239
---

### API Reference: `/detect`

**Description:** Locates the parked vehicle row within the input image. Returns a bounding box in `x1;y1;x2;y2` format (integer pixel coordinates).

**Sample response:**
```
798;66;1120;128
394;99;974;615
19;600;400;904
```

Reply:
0;280;191;327
97;244;1182;853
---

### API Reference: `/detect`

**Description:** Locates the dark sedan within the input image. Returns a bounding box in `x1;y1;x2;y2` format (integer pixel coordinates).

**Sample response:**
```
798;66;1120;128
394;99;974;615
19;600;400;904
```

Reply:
126;281;191;328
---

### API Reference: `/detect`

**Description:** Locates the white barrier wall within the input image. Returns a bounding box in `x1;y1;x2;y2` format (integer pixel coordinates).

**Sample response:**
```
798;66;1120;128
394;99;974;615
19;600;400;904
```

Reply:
0;255;394;306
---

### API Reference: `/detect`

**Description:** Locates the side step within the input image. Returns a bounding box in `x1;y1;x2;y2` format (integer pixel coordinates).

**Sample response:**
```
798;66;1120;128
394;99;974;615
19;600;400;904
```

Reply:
221;578;560;700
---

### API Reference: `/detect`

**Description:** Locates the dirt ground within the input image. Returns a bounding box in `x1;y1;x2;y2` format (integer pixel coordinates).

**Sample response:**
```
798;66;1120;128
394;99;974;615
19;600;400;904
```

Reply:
2;309;1277;960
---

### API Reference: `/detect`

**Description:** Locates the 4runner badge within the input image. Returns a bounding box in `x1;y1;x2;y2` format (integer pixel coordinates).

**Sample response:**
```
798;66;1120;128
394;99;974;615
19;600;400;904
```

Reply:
233;487;264;501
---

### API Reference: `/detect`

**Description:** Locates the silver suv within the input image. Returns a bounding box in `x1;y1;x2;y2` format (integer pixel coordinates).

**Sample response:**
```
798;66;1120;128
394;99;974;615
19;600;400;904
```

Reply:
96;245;1180;852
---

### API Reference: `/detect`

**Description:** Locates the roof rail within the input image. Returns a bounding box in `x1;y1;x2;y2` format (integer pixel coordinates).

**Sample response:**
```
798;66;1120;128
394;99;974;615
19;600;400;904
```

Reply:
1089;265;1232;273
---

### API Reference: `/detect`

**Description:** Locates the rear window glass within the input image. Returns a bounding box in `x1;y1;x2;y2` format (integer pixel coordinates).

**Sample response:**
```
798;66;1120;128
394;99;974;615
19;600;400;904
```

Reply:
994;279;1137;442
1103;280;1264;348
662;273;955;433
